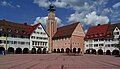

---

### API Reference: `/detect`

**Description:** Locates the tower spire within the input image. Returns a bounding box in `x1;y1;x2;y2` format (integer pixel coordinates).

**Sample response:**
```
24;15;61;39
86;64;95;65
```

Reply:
46;3;57;53
48;3;55;12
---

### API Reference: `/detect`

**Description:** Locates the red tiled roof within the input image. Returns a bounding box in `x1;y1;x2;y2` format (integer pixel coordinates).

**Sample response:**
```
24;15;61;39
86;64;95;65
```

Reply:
85;24;109;40
52;22;79;39
0;20;40;36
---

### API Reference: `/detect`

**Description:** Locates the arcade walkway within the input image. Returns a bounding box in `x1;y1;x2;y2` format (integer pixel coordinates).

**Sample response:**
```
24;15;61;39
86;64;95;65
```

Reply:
0;54;120;69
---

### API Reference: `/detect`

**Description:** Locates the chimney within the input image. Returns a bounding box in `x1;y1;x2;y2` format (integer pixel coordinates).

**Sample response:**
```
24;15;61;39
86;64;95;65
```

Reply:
98;24;100;26
24;23;27;25
108;22;111;24
2;19;6;21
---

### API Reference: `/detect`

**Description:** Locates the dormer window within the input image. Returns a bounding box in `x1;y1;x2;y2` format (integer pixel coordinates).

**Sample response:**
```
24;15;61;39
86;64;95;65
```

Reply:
100;33;103;36
95;34;98;37
16;30;19;33
86;36;88;38
8;28;12;32
22;30;25;34
91;34;93;37
107;34;110;36
86;35;89;38
9;29;12;32
0;27;3;31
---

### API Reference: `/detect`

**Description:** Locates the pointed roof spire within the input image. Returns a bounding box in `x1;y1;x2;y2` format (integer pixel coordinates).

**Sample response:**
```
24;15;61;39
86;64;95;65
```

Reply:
48;3;55;12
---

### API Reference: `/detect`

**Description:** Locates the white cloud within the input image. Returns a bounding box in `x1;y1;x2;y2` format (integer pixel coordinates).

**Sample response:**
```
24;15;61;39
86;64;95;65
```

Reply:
0;1;13;7
68;12;83;22
67;0;110;26
33;0;120;26
84;11;109;25
54;0;67;8
0;1;21;8
110;7;120;22
113;2;120;8
55;17;62;25
33;0;50;8
33;0;85;9
68;11;110;26
34;16;62;26
33;0;109;14
34;17;41;24
16;5;21;8
101;8;112;16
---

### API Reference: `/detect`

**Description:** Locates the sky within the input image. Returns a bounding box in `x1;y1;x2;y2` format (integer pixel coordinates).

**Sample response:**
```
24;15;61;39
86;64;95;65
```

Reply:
0;0;120;31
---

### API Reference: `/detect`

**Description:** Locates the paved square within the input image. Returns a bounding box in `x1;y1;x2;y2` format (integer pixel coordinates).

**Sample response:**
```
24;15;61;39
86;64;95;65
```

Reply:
0;54;120;69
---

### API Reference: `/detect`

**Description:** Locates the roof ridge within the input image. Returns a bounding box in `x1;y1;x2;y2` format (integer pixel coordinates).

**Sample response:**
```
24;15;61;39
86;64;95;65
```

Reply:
89;24;109;29
0;19;32;27
58;22;79;29
0;19;38;36
53;22;80;39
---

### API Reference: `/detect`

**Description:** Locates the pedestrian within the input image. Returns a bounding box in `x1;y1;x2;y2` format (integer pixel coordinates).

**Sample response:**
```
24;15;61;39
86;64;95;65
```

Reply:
4;51;6;55
2;51;4;55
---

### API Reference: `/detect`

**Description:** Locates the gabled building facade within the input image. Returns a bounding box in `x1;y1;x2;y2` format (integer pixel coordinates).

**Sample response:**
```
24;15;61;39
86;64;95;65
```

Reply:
30;24;49;53
0;20;49;54
52;22;85;53
84;23;120;55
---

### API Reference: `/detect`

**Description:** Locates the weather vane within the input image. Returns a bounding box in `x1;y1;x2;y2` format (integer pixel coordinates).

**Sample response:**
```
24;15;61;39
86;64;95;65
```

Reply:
48;0;55;12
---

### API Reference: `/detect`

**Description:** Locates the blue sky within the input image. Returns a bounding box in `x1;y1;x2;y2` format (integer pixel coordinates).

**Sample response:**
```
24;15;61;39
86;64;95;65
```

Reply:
0;0;120;31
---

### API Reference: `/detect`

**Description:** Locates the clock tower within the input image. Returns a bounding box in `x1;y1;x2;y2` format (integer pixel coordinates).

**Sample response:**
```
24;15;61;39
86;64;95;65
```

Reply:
46;4;57;52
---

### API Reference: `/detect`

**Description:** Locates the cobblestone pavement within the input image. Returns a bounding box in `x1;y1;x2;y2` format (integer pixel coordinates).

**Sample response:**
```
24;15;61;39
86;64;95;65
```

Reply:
0;54;120;69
